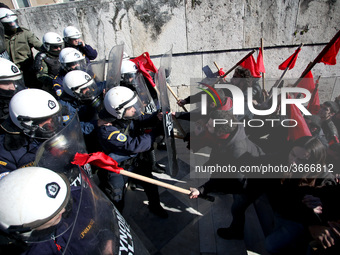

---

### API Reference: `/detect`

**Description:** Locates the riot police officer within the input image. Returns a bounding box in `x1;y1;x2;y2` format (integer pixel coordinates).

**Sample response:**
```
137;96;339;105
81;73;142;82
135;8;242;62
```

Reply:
0;88;64;175
0;8;42;88
63;26;97;64
97;86;168;218
52;47;86;98
0;58;25;124
60;69;105;152
34;32;63;95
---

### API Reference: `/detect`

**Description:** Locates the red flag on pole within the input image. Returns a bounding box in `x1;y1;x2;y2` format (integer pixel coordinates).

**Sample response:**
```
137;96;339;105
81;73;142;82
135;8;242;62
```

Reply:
256;47;266;73
131;52;158;87
240;55;261;78
296;71;320;114
72;152;123;174
318;37;340;65
286;94;312;141
278;48;302;70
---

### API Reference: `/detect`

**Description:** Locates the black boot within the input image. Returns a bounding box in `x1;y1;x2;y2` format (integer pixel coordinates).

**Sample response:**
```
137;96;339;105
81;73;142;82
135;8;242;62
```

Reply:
149;149;165;174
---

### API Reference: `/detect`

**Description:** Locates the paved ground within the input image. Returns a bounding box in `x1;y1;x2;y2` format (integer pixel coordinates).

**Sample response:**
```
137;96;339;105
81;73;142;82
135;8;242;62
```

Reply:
121;138;273;255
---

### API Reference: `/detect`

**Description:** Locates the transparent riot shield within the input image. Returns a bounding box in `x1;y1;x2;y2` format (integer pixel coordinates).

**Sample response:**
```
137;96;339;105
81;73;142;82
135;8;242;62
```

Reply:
106;44;124;90
129;72;157;114
85;59;106;84
159;45;173;82
34;113;87;177
156;64;179;177
32;114;150;254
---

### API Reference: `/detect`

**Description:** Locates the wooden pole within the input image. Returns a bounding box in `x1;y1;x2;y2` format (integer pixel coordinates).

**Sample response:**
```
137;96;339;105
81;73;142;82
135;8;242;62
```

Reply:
167;83;188;112
267;43;304;98
120;169;214;201
261;38;266;91
220;49;256;79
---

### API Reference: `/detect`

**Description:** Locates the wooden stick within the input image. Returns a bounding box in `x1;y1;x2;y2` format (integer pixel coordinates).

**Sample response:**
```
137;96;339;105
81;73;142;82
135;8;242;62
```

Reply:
261;38;266;92
267;43;304;98
167;83;188;112
120;169;214;201
214;61;220;71
220;49;256;78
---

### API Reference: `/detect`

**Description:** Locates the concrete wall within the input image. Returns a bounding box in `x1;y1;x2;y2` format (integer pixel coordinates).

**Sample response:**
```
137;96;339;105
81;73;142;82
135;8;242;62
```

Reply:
13;0;340;108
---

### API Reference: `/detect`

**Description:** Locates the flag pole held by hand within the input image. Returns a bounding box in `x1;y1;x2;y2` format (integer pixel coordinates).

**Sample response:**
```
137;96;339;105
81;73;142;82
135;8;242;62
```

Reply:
72;152;215;202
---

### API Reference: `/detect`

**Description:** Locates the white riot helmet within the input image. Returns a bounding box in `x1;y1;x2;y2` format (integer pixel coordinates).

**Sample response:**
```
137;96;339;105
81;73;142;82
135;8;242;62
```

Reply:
0;8;18;31
0;58;25;98
120;59;138;87
0;167;70;241
59;47;86;72
42;32;63;55
9;89;63;139
103;86;144;120
63;70;100;102
63;26;82;43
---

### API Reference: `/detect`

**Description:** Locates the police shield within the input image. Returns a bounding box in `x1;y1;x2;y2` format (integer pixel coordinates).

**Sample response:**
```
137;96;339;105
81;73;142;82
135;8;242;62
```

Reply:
129;72;157;114
33;114;150;255
156;65;179;177
106;44;124;90
85;59;106;84
34;113;88;181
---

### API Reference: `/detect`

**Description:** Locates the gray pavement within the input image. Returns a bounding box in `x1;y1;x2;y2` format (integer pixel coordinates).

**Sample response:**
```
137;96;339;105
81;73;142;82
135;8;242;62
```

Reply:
122;139;272;255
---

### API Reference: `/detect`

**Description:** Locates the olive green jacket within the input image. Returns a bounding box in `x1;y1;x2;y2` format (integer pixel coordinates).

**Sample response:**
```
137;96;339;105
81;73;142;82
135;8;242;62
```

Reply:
5;27;42;68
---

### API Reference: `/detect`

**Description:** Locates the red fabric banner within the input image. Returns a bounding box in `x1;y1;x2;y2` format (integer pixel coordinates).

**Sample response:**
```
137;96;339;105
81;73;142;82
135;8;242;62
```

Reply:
286;94;312;141
318;37;340;65
257;47;266;73
72;152;123;174
278;48;301;70
240;55;261;78
131;52;158;87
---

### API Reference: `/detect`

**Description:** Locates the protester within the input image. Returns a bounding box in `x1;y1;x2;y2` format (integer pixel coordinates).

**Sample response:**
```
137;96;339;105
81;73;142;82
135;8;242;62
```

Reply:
318;101;339;145
189;109;264;239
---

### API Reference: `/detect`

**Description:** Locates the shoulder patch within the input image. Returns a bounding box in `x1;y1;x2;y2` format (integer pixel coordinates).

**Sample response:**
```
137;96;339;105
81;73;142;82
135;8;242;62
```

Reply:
0;161;7;166
63;115;70;122
117;133;127;142
56;89;62;97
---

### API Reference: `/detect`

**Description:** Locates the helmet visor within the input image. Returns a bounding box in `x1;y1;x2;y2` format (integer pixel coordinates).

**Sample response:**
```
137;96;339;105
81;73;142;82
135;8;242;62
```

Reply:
72;79;100;101
64;59;86;72
0;75;25;98
122;93;144;119
19;107;64;139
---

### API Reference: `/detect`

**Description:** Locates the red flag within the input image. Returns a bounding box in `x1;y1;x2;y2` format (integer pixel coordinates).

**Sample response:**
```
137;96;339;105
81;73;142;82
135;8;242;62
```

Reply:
256;47;266;73
131;52;158;87
318;37;340;65
286;94;312;141
218;68;225;77
72;152;123;174
240;55;261;78
307;89;320;115
278;48;301;70
296;71;320;115
297;71;315;93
